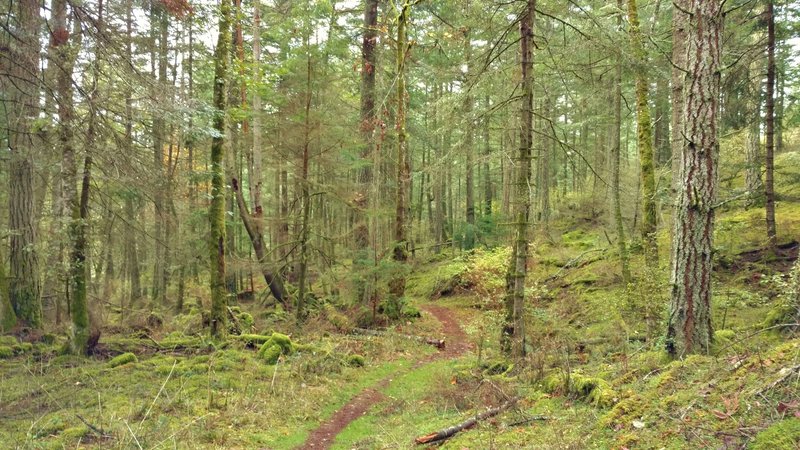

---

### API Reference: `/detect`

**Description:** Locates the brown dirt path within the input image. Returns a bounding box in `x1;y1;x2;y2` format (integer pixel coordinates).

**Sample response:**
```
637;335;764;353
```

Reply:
299;304;471;449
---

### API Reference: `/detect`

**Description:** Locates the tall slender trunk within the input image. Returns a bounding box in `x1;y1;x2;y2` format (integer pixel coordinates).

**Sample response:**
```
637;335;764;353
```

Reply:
296;40;313;321
209;0;232;338
463;28;475;250
764;0;777;249
745;59;762;208
670;0;688;229
502;0;535;358
612;0;631;284
483;96;492;217
666;0;721;357
627;0;658;267
390;1;411;300
354;0;379;302
150;2;168;305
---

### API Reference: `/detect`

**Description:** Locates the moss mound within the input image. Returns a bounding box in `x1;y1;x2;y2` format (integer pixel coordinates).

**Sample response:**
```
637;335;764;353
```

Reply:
0;345;13;359
257;332;295;364
108;352;138;368
751;417;800;450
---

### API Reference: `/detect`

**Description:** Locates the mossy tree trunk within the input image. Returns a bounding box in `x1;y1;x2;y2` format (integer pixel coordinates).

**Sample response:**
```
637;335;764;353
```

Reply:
6;0;42;329
612;0;631;285
389;1;411;301
745;58;762;208
463;26;475;250
666;0;721;358
626;0;658;267
209;0;232;339
0;250;15;332
502;0;535;359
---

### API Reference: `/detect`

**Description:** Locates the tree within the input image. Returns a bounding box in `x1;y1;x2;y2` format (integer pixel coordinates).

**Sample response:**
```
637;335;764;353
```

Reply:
612;0;631;285
209;0;232;339
5;0;43;328
389;0;412;302
666;0;722;357
502;0;535;359
627;0;658;267
353;0;379;304
764;0;777;249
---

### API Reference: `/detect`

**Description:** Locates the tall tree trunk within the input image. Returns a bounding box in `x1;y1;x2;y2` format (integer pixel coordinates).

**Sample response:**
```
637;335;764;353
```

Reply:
764;0;777;249
654;78;670;166
627;0;659;267
613;0;631;284
502;0;535;358
209;0;232;339
354;0;379;302
745;59;762;208
670;0;687;221
666;0;721;358
390;1;411;300
6;0;42;329
296;38;313;321
483;96;492;217
151;1;168;305
463;28;475;250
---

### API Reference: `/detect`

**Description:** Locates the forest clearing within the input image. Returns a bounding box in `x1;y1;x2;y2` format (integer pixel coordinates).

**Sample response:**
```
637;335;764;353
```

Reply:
2;0;800;448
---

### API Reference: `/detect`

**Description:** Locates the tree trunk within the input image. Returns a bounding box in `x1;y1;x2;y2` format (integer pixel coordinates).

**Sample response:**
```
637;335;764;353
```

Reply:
502;0;535;359
6;0;43;329
612;0;631;284
666;0;721;358
745;59;762;208
209;0;232;339
627;0;659;267
764;0;777;249
354;0;379;302
483;96;492;217
390;1;412;300
463;28;475;250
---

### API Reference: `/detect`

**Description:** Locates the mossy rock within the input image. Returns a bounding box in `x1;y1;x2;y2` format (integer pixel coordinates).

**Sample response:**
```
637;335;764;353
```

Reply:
0;345;13;359
346;354;365;368
257;332;295;364
108;352;138;368
751;417;800;450
713;329;735;343
238;312;254;331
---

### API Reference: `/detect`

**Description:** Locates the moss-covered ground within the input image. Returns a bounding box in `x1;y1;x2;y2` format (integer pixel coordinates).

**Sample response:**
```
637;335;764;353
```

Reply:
2;155;800;449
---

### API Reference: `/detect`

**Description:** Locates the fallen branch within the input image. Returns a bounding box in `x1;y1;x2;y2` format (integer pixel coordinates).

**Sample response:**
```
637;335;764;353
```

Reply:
506;415;550;427
76;413;110;438
414;397;519;445
352;327;445;350
754;363;800;396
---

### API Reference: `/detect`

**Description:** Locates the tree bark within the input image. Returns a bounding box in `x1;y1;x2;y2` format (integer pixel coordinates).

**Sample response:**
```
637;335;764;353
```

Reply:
390;1;411;300
354;0;379;302
666;0;722;358
627;0;659;267
502;0;535;359
612;0;631;284
764;0;777;249
6;0;43;329
745;58;762;208
209;0;232;339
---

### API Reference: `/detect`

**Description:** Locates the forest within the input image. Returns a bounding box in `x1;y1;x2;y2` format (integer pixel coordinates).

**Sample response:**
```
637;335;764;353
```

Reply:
1;0;800;448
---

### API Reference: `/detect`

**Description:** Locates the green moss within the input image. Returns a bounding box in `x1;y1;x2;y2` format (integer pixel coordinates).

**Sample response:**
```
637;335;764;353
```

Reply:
61;426;89;440
482;360;513;376
40;333;56;345
541;371;617;408
12;342;32;354
751;417;800;450
714;329;735;342
0;345;13;358
0;335;17;346
260;345;283;364
238;334;271;346
600;393;645;429
108;352;138;368
346;354;365;367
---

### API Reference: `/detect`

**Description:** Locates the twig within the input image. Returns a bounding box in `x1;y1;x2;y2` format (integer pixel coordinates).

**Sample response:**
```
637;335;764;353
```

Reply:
754;364;800;396
270;356;280;395
124;419;143;450
76;413;109;438
136;360;176;433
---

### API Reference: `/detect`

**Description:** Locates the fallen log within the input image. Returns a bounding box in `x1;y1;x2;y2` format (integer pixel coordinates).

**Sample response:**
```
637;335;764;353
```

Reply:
352;327;445;350
414;397;519;445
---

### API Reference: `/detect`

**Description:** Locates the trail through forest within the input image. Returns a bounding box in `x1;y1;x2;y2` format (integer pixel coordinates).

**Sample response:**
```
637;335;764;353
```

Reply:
301;303;472;449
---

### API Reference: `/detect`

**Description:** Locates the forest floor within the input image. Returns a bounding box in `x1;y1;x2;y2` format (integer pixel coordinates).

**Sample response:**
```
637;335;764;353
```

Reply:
2;164;800;448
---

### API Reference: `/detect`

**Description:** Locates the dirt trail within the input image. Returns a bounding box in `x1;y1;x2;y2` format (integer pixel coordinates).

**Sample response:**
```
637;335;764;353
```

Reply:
299;304;471;449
